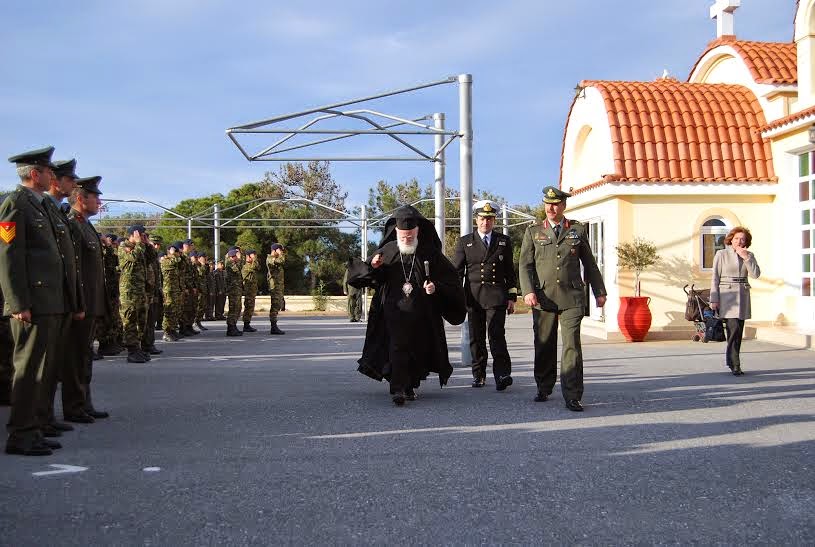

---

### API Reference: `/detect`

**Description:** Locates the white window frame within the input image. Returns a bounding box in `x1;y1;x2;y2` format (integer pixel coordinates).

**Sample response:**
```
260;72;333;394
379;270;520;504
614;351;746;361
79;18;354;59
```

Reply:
700;217;729;271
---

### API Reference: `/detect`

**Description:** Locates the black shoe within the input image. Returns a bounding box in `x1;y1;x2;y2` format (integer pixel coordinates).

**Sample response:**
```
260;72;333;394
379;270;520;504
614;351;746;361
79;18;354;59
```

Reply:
406;388;418;401
98;344;123;356
226;326;243;337
127;350;147;364
471;377;486;388
41;425;62;437
732;367;744;376
243;323;257;333
565;399;584;412
5;443;52;456
392;391;406;406
496;375;513;391
139;350;152;362
269;323;285;335
147;345;163;355
64;412;95;424
85;408;110;419
196;322;208;331
40;438;62;450
534;392;549;402
50;421;74;432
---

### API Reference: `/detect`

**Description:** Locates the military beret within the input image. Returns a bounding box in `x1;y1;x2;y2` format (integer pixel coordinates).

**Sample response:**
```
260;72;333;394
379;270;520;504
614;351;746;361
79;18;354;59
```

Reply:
150;234;163;243
246;249;256;256
75;175;103;195
183;238;194;246
393;205;420;230
473;199;498;218
105;233;118;242
8;146;56;169
127;224;146;235
270;243;283;251
198;252;207;258
52;159;78;179
542;185;571;204
167;241;180;251
227;249;238;257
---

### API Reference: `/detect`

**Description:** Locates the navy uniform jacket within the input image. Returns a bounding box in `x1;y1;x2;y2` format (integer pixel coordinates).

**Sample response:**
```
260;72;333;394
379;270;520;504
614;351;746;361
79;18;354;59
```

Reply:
452;231;518;309
518;219;606;311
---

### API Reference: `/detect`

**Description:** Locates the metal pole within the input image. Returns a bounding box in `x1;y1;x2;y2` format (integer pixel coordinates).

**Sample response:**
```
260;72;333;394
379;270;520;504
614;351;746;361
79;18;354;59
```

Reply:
458;74;473;237
361;205;368;322
433;113;446;251
187;218;192;240
458;74;473;369
214;204;221;262
502;203;509;236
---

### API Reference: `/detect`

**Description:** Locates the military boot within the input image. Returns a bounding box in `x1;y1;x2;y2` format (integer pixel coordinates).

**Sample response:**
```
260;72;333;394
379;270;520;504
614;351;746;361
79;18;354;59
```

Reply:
243;322;257;333
226;325;243;337
147;345;163;355
126;347;147;363
269;321;285;335
196;321;208;331
98;343;123;356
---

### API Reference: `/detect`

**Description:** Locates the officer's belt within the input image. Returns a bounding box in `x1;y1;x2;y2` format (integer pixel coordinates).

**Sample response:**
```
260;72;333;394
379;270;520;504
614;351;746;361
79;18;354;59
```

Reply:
722;276;748;283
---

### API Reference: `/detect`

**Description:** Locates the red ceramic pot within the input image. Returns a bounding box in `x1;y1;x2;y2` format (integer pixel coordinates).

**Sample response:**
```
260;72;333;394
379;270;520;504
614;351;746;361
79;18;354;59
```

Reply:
617;296;652;342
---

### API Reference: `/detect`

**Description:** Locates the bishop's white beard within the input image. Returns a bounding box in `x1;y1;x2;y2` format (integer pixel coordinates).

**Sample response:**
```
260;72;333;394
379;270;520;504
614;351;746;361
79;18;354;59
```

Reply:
397;238;418;255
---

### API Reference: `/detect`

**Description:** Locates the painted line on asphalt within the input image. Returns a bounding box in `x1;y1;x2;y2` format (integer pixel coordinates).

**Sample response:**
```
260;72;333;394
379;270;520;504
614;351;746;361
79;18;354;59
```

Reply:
161;351;360;361
32;464;87;477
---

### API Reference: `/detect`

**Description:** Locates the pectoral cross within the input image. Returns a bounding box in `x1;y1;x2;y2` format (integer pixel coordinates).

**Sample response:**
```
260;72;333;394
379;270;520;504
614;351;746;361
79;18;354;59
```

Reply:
710;0;740;38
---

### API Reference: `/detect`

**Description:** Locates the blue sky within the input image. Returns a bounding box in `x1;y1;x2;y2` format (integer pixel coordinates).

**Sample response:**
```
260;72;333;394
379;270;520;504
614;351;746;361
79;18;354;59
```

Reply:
0;0;794;214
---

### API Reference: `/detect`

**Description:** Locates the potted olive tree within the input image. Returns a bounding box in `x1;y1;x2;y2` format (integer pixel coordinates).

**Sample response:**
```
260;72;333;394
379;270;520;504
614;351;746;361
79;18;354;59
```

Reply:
615;238;660;342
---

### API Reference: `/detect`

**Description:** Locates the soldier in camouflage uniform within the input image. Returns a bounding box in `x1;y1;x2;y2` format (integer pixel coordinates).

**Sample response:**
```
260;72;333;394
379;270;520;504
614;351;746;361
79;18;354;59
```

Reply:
195;253;209;331
266;243;286;335
140;232;162;356
180;240;199;336
241;250;260;333
213;261;226;320
160;242;183;341
151;235;164;331
205;261;216;321
98;234;124;355
119;225;150;363
225;248;243;336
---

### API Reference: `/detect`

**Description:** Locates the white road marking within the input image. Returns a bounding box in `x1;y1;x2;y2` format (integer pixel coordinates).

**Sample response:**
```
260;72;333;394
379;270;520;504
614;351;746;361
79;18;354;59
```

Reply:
143;467;161;472
32;464;88;477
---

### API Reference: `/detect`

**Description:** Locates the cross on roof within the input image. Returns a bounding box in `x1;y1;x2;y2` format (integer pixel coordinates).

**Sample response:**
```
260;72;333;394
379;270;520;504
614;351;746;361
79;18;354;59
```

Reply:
710;0;741;38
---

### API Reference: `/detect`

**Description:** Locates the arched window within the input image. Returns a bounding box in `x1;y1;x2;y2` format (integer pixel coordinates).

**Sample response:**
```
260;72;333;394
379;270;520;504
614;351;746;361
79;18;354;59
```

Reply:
701;217;728;270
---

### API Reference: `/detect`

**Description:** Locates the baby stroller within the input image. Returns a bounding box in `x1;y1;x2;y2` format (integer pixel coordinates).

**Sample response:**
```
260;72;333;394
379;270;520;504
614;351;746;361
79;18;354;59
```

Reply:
683;284;722;342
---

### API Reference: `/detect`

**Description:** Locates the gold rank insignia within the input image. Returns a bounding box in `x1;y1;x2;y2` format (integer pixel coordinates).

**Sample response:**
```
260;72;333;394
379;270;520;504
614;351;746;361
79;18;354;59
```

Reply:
0;222;16;244
483;202;493;213
546;188;557;199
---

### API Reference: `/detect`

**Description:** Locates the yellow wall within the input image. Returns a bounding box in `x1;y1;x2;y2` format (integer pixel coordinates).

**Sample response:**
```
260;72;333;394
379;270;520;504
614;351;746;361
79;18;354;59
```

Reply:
569;192;784;335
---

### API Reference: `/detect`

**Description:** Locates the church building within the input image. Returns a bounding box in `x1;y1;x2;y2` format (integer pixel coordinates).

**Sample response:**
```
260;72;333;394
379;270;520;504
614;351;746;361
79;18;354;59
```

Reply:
560;0;815;342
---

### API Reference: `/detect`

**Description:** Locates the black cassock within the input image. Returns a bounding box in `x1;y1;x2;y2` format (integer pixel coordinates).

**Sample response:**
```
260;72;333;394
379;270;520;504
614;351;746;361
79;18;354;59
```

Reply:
348;215;465;392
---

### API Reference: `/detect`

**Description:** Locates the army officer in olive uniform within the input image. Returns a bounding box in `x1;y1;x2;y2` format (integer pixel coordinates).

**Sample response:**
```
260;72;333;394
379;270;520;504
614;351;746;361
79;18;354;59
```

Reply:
518;186;607;412
0;147;67;455
453;200;518;391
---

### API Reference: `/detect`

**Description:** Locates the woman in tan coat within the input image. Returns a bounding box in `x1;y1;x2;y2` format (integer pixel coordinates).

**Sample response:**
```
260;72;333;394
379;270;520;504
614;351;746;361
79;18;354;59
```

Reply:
710;227;761;375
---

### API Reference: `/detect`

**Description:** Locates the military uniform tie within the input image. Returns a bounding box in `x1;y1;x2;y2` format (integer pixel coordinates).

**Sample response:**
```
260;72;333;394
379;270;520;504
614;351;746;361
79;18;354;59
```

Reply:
483;235;489;248
554;224;561;238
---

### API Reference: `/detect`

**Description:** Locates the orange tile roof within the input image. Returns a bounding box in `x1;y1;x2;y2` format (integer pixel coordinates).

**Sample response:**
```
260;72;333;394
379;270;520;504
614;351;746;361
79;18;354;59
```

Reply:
560;80;776;192
761;104;815;133
688;37;797;84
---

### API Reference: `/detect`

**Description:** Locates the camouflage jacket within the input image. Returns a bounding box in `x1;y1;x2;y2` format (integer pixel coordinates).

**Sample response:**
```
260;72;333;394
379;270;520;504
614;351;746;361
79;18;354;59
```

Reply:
241;261;259;294
118;241;146;301
225;260;243;294
160;254;183;298
266;254;285;292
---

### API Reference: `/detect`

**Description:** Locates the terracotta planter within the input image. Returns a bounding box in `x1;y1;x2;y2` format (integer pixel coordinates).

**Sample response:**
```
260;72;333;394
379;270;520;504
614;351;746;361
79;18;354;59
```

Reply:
618;296;652;342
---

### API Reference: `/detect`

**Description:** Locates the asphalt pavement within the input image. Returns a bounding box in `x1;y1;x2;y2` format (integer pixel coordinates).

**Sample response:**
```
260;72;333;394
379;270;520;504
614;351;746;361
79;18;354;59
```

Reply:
1;314;814;545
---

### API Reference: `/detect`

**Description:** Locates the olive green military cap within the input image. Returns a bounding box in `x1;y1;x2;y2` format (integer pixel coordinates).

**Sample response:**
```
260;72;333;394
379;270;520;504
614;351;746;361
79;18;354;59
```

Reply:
76;175;103;195
542;185;571;204
52;159;78;179
8;146;56;168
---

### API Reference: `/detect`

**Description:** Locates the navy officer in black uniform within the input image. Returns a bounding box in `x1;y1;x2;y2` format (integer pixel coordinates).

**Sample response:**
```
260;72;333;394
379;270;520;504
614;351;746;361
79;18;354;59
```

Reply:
453;200;518;390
